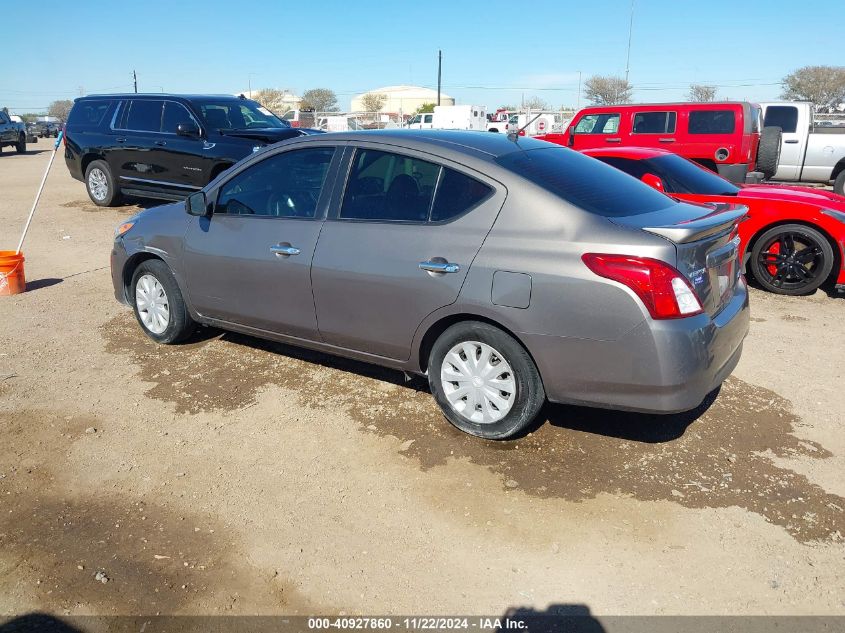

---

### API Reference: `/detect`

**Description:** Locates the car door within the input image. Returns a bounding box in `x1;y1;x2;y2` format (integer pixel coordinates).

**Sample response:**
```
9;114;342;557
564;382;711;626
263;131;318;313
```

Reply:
763;104;803;180
155;100;211;193
311;145;505;361
569;112;623;150
110;99;166;193
182;145;339;339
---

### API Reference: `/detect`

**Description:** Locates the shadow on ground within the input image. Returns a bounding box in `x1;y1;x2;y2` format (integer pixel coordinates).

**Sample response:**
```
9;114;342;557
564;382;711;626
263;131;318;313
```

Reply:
101;314;844;543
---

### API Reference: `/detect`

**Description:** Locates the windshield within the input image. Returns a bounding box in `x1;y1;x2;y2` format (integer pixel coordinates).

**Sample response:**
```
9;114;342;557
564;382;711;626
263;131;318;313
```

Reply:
192;99;290;131
497;147;676;217
645;155;740;195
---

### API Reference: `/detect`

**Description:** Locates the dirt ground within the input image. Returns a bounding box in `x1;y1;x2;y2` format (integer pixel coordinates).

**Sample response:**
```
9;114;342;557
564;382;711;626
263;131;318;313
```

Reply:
0;146;843;617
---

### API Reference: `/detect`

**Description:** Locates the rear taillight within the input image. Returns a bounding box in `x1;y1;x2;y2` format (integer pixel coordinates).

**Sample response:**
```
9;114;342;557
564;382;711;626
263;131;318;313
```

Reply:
582;254;703;320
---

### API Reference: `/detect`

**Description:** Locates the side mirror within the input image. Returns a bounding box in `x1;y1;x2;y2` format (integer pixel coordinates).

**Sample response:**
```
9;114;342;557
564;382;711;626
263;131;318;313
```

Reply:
176;122;200;137
567;131;576;147
641;173;665;192
186;191;210;216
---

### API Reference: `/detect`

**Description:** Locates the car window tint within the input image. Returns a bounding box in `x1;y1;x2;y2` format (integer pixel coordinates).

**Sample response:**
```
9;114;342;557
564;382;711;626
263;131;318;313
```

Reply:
125;100;164;132
430;169;493;222
573;113;620;134
688;110;735;134
216;148;335;218
162;102;198;134
68;100;112;126
340;149;440;222
497;147;674;217
763;106;798;134
632;111;676;134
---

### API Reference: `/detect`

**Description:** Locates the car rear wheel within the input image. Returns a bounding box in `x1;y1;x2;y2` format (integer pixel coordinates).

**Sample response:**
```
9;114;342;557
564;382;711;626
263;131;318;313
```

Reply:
15;134;26;154
85;160;121;207
428;321;545;439
131;260;195;344
749;224;833;295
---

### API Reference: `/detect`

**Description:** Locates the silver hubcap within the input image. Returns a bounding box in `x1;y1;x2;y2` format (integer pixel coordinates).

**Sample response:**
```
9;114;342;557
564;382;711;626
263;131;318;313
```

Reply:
440;341;516;424
88;168;108;201
135;274;170;335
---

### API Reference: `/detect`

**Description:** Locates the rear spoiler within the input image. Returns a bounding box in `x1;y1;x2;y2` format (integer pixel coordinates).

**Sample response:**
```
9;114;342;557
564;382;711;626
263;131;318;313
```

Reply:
642;203;748;244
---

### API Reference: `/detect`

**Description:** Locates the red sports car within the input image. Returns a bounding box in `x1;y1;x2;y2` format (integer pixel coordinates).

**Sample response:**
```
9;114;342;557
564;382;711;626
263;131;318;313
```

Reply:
581;147;845;296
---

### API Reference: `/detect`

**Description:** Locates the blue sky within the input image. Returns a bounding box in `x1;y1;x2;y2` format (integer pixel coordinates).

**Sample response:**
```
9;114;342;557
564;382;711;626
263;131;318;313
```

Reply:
2;0;842;114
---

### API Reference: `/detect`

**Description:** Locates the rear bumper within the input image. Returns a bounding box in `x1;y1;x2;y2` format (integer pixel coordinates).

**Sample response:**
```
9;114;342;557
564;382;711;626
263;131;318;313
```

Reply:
526;278;750;414
716;163;751;184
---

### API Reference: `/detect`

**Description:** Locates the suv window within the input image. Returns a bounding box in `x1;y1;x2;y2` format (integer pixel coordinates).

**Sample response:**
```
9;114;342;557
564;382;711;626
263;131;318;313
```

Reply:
573;113;620;134
68;100;112;126
688;110;736;134
632;111;676;134
497;147;673;217
216;148;335;218
430;169;493;222
123;100;164;132
764;106;798;134
162;101;199;134
0;112;8;124
341;149;440;222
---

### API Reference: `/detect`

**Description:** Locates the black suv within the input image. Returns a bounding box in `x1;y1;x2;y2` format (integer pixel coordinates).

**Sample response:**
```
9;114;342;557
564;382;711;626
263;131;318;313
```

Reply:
64;94;318;206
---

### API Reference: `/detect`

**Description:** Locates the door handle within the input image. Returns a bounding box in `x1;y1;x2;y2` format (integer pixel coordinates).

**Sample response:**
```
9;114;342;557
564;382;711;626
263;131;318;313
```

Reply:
784;139;799;144
605;137;621;143
419;260;460;274
115;137;126;143
270;244;301;257
154;140;167;147
658;137;676;143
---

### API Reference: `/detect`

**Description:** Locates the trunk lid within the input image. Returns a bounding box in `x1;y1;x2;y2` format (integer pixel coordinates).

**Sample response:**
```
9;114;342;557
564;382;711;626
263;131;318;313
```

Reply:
611;201;747;316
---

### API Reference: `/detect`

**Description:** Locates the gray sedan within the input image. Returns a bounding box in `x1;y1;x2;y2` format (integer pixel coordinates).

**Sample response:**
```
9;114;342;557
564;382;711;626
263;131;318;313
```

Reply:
110;131;749;439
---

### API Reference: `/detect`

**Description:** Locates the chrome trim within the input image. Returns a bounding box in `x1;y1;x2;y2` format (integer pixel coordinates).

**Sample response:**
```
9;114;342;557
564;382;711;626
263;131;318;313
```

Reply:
270;245;301;257
118;175;201;190
419;260;460;274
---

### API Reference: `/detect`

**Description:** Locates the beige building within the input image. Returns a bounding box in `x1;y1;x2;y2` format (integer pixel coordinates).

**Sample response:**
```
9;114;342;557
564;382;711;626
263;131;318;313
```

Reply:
350;85;454;115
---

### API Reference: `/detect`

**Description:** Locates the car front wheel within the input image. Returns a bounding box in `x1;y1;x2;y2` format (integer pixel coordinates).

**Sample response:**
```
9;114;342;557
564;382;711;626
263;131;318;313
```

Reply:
131;260;195;344
428;321;545;439
15;134;26;153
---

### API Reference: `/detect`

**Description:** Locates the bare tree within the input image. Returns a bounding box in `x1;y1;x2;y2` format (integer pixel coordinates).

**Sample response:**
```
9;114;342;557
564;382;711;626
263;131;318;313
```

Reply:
688;84;717;102
360;92;387;112
781;65;845;112
523;96;549;110
583;75;632;105
48;100;73;122
301;88;339;112
251;88;292;115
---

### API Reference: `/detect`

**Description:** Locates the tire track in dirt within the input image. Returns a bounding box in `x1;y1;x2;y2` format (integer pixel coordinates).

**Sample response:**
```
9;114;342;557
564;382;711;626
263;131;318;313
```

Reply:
101;314;845;544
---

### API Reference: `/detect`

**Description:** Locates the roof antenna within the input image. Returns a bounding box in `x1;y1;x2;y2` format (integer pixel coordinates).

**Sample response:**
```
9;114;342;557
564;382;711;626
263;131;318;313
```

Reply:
508;112;543;142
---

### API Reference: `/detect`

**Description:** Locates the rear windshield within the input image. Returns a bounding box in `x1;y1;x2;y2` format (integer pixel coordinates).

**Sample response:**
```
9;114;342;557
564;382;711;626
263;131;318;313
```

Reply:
496;147;675;217
597;154;740;196
68;100;112;126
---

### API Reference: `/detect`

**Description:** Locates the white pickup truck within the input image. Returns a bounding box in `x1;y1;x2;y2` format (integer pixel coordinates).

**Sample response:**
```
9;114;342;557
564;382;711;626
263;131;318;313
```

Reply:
760;102;845;194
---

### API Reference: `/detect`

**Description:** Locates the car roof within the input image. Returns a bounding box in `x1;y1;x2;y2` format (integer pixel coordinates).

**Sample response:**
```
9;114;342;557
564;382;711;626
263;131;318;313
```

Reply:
299;129;552;160
78;93;250;101
576;101;753;110
581;147;675;160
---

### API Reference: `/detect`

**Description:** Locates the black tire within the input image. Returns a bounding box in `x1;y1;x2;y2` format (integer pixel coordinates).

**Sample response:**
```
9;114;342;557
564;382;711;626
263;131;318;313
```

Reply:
130;259;195;344
756;126;782;180
84;159;122;207
834;170;845;197
15;134;26;154
749;224;834;295
428;321;545;440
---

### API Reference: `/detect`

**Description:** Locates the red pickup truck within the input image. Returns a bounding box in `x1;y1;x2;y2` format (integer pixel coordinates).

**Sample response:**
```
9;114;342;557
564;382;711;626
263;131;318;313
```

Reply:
536;101;781;184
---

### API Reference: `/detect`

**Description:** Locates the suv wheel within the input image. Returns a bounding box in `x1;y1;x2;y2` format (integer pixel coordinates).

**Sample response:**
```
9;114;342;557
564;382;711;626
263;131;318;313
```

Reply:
429;321;545;439
85;160;121;207
131;260;195;344
15;134;26;154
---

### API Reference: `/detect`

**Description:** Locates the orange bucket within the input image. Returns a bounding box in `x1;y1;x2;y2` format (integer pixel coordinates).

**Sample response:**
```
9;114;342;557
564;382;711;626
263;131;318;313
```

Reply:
0;251;25;295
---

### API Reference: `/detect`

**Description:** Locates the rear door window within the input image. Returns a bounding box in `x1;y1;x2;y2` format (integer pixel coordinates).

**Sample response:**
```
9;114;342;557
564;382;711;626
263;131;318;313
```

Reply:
573;113;620;134
632;111;676;134
763;106;798;133
430;169;493;222
123;100;164;132
688;110;736;134
497;147;673;217
340;149;440;222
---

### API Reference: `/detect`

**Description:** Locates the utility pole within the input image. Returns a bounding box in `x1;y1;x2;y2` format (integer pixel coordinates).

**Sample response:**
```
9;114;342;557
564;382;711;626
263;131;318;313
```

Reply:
133;70;138;94
577;71;582;110
437;50;442;106
624;0;634;84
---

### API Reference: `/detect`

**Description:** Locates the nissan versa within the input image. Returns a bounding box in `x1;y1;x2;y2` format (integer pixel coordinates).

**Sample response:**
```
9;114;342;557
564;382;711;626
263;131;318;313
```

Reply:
110;131;750;439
